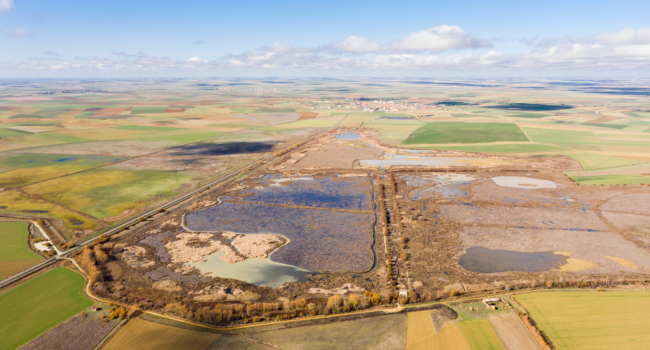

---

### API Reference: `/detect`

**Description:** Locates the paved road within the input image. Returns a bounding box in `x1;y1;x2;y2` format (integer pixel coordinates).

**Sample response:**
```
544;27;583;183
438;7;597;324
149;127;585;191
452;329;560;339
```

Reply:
0;118;345;289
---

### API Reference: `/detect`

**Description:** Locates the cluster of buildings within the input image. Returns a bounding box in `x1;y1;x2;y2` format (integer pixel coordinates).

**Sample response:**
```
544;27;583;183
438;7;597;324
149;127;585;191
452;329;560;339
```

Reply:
350;100;434;112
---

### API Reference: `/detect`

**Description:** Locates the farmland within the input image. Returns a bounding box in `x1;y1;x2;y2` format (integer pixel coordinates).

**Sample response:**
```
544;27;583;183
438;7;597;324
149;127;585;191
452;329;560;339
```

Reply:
0;221;42;280
459;319;505;350
102;318;220;350
517;291;650;350
0;268;92;350
4;78;650;349
405;310;437;350
402;123;529;145
252;314;406;349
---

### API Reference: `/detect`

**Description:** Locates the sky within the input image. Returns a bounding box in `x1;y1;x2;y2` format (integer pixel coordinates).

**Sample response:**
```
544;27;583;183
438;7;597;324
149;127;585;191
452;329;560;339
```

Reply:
1;0;650;77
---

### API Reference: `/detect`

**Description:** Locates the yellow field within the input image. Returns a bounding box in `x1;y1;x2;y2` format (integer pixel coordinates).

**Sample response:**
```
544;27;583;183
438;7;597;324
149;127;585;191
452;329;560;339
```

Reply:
459;319;505;350
0;260;42;280
488;312;541;350
438;322;471;350
102;318;220;350
406;310;438;350
517;291;650;350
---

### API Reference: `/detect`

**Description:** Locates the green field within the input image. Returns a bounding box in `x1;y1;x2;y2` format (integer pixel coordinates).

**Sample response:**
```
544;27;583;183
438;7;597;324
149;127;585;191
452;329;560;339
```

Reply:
517;291;650;350
570;174;650;185
0;222;41;261
131;107;169;114
0;129;30;138
111;125;185;132
415;143;565;153
277;119;339;128
524;128;600;144
0;190;103;233
23;168;195;219
561;151;642;170
0;154;118;188
459;319;506;350
402;123;529;144
0;268;92;350
0;221;42;280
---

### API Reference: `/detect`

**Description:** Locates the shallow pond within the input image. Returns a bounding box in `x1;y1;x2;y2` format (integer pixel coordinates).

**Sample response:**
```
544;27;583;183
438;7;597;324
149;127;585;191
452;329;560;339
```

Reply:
185;203;374;273
360;153;472;169
459;247;568;273
230;175;372;210
403;173;475;199
491;176;556;189
188;252;313;288
335;132;361;140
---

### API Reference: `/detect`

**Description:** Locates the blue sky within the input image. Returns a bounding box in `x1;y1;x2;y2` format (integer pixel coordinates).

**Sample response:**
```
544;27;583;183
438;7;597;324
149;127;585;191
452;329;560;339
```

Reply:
1;0;650;77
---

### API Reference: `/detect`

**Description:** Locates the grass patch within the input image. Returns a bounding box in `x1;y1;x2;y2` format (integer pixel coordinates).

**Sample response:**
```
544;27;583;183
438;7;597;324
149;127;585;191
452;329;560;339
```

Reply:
524;128;600;144
0;154;119;187
517;291;650;350
0;222;41;261
111;125;185;132
580;123;628;129
561;151;642;170
23;168;194;219
0;268;92;350
625;112;650;118
73;111;96;119
0;129;31;138
137;131;219;143
402;123;528;144
0;260;42;280
33;108;69;118
9;114;52;119
131;107;168;114
570;174;650;185
0;189;102;233
415;143;565;153
252;108;296;113
505;112;550;119
459;319;505;350
30;132;93;144
277;119;339;128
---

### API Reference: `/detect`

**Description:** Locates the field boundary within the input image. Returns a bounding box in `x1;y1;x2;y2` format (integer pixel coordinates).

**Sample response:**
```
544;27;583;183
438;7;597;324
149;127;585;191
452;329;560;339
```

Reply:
0;117;345;289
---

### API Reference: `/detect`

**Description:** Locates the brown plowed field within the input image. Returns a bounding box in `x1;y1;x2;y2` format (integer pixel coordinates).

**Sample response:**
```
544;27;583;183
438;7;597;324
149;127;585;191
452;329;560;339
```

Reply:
488;312;541;350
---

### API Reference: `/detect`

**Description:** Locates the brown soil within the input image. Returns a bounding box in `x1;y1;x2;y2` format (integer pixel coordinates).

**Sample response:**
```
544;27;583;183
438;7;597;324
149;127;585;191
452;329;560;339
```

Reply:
85;128;650;328
19;310;120;350
488;312;541;350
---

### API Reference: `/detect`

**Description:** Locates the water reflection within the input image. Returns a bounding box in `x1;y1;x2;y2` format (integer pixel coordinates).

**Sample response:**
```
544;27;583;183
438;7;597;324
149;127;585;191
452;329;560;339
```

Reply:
459;247;568;273
360;153;472;169
189;252;313;288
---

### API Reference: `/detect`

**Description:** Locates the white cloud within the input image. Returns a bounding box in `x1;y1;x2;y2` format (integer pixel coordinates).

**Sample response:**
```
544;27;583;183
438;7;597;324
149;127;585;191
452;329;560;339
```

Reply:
594;27;650;45
264;41;293;53
3;27;34;38
389;25;491;52
193;39;206;45
335;35;383;53
0;0;12;13
5;26;650;74
332;25;490;53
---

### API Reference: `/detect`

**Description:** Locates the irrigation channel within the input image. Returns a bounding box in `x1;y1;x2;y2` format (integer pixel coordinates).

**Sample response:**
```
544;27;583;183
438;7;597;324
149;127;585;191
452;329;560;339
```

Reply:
369;177;378;271
0;116;347;289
